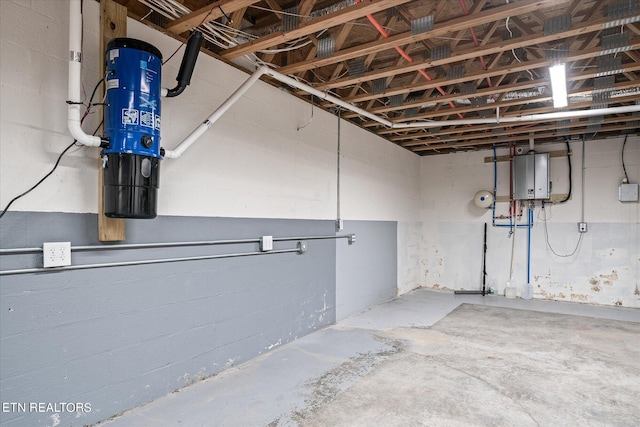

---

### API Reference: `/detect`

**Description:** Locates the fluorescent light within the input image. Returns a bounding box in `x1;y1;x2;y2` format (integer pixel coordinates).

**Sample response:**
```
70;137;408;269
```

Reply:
549;63;568;108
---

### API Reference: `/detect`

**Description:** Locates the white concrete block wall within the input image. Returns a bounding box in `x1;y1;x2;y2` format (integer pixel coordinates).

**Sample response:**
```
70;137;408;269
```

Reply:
419;137;640;307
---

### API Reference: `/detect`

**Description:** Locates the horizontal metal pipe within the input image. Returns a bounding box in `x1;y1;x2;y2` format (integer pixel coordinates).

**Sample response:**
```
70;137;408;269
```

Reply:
0;247;301;277
0;240;258;255
72;239;258;252
0;247;42;255
392;105;640;128
262;68;394;127
273;234;353;242
0;234;354;255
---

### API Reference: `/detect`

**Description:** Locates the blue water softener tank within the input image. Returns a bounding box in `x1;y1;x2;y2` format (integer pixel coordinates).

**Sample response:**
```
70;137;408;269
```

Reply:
103;38;163;218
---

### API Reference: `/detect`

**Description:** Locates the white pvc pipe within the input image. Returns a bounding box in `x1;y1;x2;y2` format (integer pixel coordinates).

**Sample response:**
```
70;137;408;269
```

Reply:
164;67;269;158
262;68;394;127
163;66;640;159
68;0;102;147
391;105;640;129
163;66;393;159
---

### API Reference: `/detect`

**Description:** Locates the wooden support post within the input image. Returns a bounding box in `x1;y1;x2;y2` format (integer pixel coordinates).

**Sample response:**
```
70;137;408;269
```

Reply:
98;0;126;241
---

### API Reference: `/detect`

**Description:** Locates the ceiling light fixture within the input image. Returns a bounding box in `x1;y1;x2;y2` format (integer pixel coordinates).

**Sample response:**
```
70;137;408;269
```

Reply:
549;63;568;108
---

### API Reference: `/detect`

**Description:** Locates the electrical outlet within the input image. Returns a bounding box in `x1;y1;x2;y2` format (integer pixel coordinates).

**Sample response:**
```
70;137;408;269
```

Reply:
578;222;587;233
43;242;71;267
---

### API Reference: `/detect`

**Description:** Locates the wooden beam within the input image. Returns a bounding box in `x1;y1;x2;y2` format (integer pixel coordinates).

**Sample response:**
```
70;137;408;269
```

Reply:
412;123;637;152
343;40;640;107
277;0;571;75
166;0;262;35
220;0;413;59
264;0;284;19
399;108;640;146
229;7;248;29
363;65;640;119
298;0;317;18
371;90;640;136
312;15;615;92
99;0;126;241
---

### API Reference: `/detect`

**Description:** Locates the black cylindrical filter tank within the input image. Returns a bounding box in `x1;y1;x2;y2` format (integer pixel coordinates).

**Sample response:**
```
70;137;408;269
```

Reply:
103;38;163;218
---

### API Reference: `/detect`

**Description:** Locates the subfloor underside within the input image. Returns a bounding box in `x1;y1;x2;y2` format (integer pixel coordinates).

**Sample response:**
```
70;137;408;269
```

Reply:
100;290;640;427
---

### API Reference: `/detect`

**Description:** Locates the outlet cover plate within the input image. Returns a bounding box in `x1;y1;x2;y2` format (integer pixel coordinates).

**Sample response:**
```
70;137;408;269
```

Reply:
260;236;273;251
43;242;71;267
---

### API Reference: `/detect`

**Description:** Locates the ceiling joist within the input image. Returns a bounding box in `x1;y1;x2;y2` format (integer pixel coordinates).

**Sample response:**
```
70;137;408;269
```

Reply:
113;0;639;155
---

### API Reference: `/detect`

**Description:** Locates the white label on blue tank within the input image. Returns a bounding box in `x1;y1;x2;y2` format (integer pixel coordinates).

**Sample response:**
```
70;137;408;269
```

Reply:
109;49;119;61
122;108;139;125
154;115;161;130
107;79;119;90
140;111;153;128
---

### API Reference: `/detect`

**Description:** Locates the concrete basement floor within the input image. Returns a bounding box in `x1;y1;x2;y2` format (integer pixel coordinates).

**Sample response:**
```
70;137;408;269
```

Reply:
98;289;640;427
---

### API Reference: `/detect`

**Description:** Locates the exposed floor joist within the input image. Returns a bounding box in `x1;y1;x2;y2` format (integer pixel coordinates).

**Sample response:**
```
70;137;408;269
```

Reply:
112;0;640;155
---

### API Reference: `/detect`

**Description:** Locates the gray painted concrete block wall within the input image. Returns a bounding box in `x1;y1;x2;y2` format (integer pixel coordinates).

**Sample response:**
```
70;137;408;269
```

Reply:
0;213;337;426
336;221;398;320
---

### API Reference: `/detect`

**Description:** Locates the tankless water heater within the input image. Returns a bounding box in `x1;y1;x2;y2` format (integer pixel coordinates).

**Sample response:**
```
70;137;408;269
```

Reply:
513;152;550;200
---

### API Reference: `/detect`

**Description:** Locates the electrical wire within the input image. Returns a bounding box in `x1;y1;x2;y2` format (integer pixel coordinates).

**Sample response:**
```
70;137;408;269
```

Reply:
505;16;534;80
0;77;105;220
0;141;78;220
249;3;313;18
621;134;629;182
541;205;583;257
162;2;216;65
163;30;200;65
297;95;314;131
247;2;398;32
217;5;232;23
554;138;572;204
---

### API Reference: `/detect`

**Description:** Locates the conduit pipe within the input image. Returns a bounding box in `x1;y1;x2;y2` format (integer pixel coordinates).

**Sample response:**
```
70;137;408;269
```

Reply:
0;234;355;255
527;205;532;284
163;67;640;158
67;0;104;147
0;246;303;277
392;105;640;128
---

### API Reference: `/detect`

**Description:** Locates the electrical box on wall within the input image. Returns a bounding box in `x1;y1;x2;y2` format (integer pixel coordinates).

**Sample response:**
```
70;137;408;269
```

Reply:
513;152;550;200
619;183;639;202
